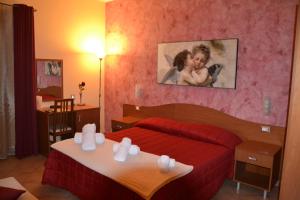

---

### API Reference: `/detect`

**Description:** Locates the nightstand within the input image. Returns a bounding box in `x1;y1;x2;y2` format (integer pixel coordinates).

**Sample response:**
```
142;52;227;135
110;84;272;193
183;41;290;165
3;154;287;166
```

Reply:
234;140;281;199
111;116;142;132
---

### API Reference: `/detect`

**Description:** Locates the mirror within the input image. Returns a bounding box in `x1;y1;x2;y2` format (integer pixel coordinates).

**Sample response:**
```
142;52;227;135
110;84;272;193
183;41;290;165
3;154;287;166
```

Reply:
36;59;63;101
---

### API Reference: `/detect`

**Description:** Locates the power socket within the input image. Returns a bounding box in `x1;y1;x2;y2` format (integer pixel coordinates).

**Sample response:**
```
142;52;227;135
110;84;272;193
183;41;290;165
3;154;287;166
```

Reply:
135;84;143;98
261;126;271;133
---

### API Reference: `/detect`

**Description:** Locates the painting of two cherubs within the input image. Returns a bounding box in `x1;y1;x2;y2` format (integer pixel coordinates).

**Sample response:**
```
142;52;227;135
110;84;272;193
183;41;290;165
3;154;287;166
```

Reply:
157;38;238;89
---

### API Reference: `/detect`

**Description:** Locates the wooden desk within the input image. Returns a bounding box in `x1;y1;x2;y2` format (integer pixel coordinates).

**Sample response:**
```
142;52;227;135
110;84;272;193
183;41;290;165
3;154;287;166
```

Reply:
37;105;99;156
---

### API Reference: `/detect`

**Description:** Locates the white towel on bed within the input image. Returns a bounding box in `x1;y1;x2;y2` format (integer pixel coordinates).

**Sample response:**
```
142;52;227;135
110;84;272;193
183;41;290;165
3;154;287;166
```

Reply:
82;132;96;151
113;138;140;161
51;139;193;200
157;155;176;172
74;132;82;144
121;137;132;147
129;145;140;155
81;124;97;151
95;133;105;144
113;138;132;162
113;143;120;153
113;144;140;155
74;132;105;145
82;123;96;133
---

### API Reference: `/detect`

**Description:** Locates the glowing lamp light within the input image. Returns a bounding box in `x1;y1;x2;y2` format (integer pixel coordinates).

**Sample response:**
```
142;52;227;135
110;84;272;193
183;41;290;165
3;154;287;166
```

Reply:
96;49;105;59
106;32;127;55
81;36;105;58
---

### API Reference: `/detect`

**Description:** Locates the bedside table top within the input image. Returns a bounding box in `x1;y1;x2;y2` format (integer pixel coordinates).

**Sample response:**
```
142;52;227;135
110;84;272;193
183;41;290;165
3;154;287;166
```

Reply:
237;140;281;156
112;116;143;124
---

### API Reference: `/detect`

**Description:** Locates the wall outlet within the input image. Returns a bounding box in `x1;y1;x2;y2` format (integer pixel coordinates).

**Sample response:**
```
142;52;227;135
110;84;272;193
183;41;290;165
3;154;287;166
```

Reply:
135;105;140;110
135;84;143;98
261;126;271;133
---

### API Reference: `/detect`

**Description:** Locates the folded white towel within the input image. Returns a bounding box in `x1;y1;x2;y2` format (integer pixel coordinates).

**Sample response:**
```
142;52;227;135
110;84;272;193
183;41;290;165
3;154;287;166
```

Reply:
95;133;105;144
113;137;133;162
113;137;140;161
82;132;96;151
157;155;176;172
114;144;130;162
157;155;170;172
169;158;176;168
129;145;140;155
74;132;82;144
121;137;131;148
113;143;120;153
82;123;96;134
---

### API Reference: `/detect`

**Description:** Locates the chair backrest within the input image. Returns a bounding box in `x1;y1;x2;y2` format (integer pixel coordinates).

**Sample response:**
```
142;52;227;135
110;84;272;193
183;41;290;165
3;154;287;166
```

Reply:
51;99;75;135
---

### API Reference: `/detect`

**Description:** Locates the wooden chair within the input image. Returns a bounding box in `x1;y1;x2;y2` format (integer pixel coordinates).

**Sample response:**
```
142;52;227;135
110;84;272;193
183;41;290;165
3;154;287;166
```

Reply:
49;99;75;143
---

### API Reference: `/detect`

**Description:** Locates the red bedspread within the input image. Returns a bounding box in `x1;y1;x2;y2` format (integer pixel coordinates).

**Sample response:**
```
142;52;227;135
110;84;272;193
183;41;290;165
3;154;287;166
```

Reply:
42;128;237;200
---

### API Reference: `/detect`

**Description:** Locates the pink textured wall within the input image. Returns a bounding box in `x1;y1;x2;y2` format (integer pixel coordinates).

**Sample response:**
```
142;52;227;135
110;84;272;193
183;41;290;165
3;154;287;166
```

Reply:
105;0;298;131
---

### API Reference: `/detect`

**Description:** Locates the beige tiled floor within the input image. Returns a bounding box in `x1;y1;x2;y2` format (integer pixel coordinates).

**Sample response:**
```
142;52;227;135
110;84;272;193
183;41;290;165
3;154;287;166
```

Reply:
0;155;278;200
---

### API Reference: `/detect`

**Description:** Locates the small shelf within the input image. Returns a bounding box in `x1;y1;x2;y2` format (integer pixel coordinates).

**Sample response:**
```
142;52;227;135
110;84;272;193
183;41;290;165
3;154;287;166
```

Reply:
235;161;270;190
111;116;142;132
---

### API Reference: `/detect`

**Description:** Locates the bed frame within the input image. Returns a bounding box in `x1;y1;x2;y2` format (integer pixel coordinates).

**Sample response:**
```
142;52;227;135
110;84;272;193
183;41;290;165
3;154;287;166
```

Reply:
123;104;285;146
37;86;62;99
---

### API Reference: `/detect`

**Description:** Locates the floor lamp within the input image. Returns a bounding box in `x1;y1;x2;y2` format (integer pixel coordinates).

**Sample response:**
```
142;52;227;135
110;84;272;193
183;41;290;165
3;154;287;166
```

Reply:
98;57;103;132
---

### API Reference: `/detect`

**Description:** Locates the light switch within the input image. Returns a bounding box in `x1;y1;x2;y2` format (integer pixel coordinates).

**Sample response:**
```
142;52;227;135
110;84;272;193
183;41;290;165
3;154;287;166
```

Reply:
263;97;271;115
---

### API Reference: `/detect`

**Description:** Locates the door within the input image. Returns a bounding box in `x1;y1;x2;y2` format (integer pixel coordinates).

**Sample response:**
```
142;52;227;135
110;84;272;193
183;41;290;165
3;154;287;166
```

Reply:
279;5;300;200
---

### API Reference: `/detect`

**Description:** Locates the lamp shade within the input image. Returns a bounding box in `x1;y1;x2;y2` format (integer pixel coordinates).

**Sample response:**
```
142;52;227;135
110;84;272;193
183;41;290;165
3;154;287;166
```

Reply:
96;49;105;59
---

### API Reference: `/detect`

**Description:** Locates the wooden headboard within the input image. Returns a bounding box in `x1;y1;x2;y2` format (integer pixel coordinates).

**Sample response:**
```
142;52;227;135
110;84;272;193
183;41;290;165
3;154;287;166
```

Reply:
37;86;62;98
123;104;286;146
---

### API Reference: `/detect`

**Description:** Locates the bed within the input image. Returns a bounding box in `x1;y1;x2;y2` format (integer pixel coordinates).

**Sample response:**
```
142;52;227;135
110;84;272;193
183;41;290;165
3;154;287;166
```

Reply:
42;104;285;200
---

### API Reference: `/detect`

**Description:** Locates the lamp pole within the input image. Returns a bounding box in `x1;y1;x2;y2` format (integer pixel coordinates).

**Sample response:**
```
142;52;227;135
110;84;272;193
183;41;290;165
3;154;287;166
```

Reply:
99;57;103;132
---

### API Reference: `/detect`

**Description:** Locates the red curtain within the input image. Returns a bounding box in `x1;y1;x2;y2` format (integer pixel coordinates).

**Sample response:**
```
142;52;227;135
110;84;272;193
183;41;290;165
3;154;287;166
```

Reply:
13;4;37;158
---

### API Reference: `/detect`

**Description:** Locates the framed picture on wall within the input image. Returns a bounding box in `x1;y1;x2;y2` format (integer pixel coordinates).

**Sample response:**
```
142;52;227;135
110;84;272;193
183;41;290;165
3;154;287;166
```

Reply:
35;59;63;101
41;59;62;77
157;38;238;89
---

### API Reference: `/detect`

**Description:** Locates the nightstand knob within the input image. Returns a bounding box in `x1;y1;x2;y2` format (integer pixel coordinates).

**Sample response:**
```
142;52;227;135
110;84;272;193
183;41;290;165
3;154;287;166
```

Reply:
248;156;257;161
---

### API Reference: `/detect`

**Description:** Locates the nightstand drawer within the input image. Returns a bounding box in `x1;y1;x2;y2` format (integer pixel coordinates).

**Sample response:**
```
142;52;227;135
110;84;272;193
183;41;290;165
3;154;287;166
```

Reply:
235;149;273;168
